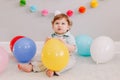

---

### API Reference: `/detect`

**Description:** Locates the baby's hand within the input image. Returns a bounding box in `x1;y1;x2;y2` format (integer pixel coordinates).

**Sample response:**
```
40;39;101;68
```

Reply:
58;38;66;44
45;37;51;43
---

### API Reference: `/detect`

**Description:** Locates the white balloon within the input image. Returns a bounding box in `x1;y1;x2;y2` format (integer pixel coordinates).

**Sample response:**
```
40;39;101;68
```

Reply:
90;36;115;64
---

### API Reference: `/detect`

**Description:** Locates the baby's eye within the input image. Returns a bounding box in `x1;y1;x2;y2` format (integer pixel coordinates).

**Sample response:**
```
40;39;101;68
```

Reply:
55;22;59;25
62;23;65;25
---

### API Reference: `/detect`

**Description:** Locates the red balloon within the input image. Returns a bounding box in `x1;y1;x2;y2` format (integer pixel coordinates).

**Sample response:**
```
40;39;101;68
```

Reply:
10;35;25;52
66;10;73;17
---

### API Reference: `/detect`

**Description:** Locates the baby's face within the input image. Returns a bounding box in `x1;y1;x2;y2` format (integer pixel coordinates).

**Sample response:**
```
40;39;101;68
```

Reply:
52;18;70;34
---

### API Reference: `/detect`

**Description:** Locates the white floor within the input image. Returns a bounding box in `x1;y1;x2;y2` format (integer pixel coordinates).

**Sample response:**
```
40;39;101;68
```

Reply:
0;53;120;80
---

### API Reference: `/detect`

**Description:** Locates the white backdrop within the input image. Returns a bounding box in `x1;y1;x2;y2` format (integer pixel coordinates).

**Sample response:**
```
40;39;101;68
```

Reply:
0;0;120;41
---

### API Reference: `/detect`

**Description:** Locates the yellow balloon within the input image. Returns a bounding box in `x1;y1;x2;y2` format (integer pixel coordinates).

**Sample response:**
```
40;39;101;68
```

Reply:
41;38;69;71
90;0;98;8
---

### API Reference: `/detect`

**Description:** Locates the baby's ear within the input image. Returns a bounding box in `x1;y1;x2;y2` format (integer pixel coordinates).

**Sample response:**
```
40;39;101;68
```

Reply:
67;28;71;32
68;26;71;29
70;21;72;26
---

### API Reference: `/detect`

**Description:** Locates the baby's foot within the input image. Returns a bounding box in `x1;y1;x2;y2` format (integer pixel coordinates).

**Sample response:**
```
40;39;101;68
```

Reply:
46;69;54;77
18;63;33;72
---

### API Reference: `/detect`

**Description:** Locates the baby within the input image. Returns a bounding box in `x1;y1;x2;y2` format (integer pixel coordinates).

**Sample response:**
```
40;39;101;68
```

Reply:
18;13;77;77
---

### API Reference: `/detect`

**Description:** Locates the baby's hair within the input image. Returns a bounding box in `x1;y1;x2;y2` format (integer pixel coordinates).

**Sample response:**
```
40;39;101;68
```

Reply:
52;13;72;27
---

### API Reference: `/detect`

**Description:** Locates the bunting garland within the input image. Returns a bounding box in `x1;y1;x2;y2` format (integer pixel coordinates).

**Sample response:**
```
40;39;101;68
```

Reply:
19;0;101;17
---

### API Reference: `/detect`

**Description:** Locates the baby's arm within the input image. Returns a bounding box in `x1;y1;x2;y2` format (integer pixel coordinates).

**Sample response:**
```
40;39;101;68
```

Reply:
58;38;76;53
45;37;51;43
64;43;76;53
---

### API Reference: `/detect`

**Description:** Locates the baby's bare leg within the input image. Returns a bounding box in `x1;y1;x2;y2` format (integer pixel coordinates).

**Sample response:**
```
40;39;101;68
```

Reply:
18;63;33;72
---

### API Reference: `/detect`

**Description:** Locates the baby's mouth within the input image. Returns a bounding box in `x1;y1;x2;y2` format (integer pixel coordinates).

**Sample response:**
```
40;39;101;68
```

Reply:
58;28;61;31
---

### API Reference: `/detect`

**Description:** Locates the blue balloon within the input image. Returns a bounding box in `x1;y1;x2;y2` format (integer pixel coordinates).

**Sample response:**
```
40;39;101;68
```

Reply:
75;35;93;57
13;37;36;63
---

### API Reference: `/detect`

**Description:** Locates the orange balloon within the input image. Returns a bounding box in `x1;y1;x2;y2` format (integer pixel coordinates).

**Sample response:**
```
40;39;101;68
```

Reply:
78;6;86;13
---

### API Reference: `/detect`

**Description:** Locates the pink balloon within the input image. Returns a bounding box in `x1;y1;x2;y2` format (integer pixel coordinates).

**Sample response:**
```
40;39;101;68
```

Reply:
0;47;9;73
41;9;49;16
